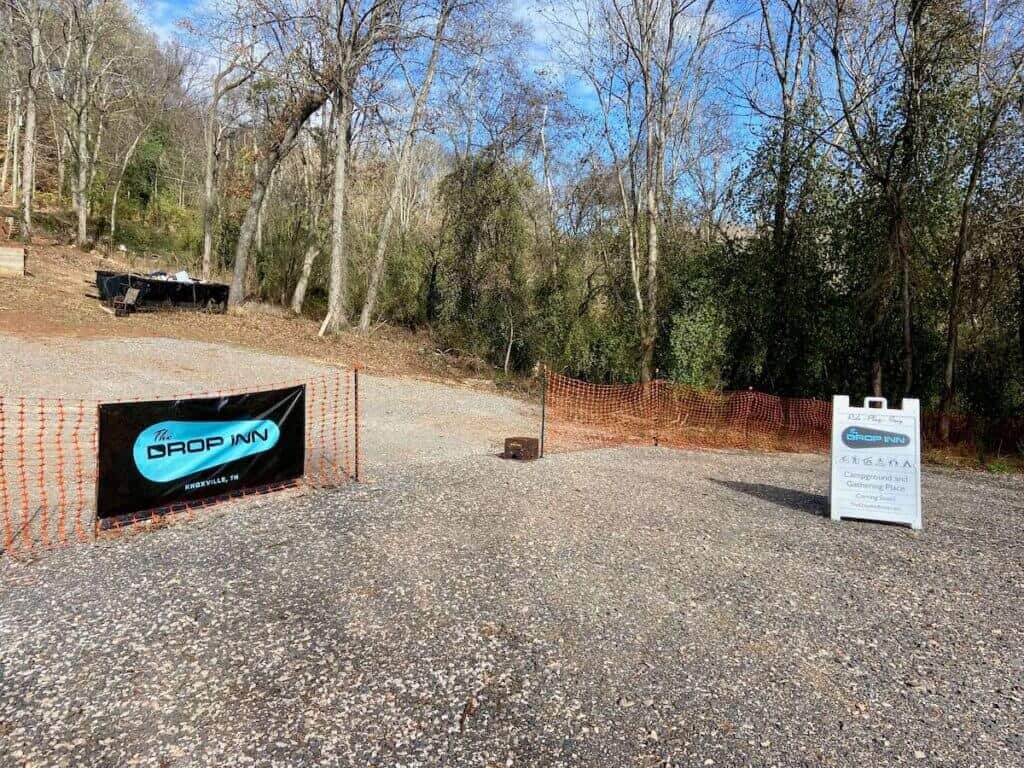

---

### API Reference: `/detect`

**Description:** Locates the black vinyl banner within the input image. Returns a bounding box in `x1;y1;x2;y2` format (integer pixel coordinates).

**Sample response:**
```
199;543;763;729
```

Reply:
97;385;305;519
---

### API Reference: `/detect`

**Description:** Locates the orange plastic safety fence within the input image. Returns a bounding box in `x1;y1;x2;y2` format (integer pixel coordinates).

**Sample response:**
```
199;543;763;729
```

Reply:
544;372;832;455
0;370;360;558
545;372;1024;457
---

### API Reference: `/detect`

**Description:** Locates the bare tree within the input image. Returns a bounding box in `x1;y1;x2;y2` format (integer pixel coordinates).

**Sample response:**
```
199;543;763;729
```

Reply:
318;91;352;328
44;0;130;247
228;91;328;305
937;4;1024;439
289;136;324;312
317;0;403;335
0;93;13;199
69;0;104;245
198;39;261;280
820;0;965;396
7;91;22;208
555;0;722;381
752;0;811;255
107;42;187;243
0;1;18;201
11;0;45;242
224;0;332;306
357;0;454;332
290;111;336;313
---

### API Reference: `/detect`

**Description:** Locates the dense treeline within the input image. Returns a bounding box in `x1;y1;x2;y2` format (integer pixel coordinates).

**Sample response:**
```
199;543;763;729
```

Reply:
2;0;1023;442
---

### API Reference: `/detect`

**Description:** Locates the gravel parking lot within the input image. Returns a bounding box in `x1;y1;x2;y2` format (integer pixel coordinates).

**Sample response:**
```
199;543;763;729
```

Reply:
1;337;1023;767
0;335;538;476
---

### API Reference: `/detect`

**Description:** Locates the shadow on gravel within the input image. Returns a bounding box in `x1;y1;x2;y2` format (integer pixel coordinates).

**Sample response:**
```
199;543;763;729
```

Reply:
711;479;828;517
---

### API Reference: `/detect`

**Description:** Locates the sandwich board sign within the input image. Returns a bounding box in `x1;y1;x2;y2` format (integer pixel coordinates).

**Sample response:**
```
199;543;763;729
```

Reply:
830;395;922;530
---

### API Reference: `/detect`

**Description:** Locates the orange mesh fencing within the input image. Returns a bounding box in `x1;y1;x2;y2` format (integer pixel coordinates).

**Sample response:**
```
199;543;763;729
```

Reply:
544;372;1024;457
0;369;360;558
544;372;832;454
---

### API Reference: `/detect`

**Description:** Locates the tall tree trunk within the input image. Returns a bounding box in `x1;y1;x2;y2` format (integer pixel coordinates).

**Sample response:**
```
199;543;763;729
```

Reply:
75;105;89;245
291;243;319;314
319;92;353;336
248;180;269;297
613;167;644;331
938;244;966;441
763;106;794;389
63;0;99;244
201;111;218;280
504;312;514;375
540;103;556;245
291;136;328;315
894;16;925;398
9;91;20;208
870;294;886;398
255;177;266;256
938;146;987;441
880;194;909;398
358;2;451;333
1016;247;1024;366
771;111;792;255
109;129;145;243
86;117;103;217
935;69;1021;439
109;184;121;244
251;196;260;253
228;96;322;306
72;40;92;248
20;106;35;240
20;15;41;243
641;204;658;382
0;92;13;198
53;112;66;201
901;241;913;395
228;172;268;305
640;112;660;384
199;60;257;280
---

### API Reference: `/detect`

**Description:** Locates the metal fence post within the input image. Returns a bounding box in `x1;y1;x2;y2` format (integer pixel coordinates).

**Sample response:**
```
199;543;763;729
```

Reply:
353;366;361;482
540;365;546;458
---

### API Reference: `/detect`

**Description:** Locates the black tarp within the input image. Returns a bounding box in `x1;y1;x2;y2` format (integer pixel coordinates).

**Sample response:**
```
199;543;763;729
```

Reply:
95;270;229;310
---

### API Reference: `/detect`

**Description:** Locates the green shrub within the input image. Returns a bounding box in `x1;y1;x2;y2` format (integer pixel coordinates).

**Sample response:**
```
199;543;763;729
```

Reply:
667;305;729;389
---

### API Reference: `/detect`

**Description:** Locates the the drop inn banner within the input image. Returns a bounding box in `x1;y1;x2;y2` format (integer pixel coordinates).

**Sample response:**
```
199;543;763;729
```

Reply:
96;386;306;520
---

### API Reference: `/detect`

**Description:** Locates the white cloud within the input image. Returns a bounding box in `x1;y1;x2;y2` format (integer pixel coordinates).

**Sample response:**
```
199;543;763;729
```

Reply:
507;0;564;75
134;0;191;43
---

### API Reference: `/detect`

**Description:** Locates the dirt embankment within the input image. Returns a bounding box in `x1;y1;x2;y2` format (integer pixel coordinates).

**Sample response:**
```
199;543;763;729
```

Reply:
0;233;493;384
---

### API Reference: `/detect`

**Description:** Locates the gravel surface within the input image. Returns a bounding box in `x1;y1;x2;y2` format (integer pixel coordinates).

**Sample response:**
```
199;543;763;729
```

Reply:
2;337;1023;767
0;335;538;477
2;448;1023;767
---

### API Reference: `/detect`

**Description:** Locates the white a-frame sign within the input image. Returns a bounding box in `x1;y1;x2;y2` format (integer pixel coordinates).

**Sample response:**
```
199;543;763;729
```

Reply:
830;396;922;530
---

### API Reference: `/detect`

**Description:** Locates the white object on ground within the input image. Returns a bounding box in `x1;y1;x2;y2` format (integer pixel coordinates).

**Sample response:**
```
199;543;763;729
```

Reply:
0;246;25;277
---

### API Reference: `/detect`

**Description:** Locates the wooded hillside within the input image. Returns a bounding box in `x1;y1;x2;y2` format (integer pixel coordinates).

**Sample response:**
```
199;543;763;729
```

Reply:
2;0;1023;448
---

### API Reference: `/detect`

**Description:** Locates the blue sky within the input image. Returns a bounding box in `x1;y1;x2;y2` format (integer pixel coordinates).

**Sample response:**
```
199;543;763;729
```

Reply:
140;0;554;49
137;0;196;42
137;0;749;204
137;0;585;123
